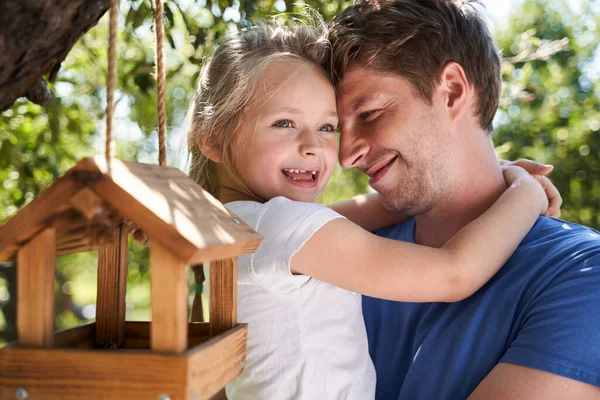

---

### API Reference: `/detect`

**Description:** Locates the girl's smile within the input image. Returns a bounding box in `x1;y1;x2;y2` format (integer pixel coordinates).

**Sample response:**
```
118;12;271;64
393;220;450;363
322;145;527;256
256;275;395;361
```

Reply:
281;168;321;188
229;59;339;203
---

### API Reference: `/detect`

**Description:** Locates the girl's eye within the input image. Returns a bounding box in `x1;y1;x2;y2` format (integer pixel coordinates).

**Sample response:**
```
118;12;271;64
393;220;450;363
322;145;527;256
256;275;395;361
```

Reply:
318;124;337;133
273;119;294;128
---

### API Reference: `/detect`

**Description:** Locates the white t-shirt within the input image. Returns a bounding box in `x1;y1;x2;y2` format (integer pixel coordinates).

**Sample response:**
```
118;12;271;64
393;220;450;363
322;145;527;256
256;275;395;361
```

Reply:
225;197;376;400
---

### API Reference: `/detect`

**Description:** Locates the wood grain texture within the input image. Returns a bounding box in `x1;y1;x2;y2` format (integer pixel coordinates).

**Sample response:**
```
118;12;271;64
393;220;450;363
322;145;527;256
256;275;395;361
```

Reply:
124;321;210;349
0;156;263;263
96;224;128;347
151;242;188;353
0;176;80;262
209;258;237;337
70;187;105;220
51;322;210;350
54;323;96;348
0;325;248;400
72;157;263;264
187;324;248;400
0;347;187;399
16;228;56;347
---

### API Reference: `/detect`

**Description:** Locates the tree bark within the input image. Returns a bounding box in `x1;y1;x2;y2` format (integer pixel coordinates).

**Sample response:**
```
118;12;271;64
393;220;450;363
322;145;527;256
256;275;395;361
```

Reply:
0;0;111;111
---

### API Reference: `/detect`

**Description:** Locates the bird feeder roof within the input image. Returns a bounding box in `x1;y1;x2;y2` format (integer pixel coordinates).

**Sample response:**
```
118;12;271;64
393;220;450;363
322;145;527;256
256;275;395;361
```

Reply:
0;157;262;264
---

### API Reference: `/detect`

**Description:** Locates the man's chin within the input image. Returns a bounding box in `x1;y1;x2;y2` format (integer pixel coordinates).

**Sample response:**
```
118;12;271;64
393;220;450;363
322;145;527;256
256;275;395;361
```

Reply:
379;192;428;216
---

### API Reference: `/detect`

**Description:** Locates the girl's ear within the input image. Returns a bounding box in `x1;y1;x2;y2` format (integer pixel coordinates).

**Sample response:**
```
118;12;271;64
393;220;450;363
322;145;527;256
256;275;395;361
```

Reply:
197;138;223;163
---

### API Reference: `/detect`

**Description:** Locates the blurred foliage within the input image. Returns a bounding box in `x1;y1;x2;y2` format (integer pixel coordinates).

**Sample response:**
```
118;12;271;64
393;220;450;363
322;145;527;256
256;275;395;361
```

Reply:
0;0;598;344
494;0;600;228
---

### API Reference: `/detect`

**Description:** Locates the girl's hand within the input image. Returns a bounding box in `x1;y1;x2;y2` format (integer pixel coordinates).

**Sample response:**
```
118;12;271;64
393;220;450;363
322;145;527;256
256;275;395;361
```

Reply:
502;165;549;216
500;159;562;218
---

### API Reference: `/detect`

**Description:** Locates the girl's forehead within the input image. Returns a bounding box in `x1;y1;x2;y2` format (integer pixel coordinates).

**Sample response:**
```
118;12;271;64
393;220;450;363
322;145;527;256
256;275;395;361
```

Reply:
241;58;337;117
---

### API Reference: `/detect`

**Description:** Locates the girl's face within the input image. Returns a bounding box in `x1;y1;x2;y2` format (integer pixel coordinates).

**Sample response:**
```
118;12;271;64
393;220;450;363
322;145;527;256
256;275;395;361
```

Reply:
232;59;338;203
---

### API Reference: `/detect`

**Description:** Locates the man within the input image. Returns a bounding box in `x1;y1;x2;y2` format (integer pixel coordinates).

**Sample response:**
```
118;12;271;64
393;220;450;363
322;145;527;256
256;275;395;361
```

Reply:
328;0;600;398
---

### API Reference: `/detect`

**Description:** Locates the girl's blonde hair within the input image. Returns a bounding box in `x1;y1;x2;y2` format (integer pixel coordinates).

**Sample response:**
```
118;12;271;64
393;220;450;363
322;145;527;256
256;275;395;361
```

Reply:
186;18;330;200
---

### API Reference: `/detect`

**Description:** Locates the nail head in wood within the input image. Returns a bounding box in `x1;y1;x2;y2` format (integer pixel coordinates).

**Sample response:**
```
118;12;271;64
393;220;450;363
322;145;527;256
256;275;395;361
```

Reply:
14;388;28;399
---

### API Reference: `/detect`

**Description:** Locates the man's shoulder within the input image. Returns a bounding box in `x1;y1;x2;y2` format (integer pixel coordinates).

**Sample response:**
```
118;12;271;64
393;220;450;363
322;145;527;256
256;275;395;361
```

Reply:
521;217;600;255
506;217;600;299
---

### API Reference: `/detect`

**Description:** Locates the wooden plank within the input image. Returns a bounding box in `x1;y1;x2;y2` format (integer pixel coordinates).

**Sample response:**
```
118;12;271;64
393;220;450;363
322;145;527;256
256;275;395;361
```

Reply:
187;324;248;400
0;347;187;400
151;242;188;353
209;258;237;337
0;176;80;262
53;208;120;256
70;187;105;220
124;322;210;350
16;228;56;347
71;157;263;265
54;323;96;348
96;224;128;347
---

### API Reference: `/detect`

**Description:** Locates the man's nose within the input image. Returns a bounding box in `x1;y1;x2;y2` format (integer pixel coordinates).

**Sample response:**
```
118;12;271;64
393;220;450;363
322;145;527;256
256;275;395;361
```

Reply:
298;129;324;157
339;127;368;169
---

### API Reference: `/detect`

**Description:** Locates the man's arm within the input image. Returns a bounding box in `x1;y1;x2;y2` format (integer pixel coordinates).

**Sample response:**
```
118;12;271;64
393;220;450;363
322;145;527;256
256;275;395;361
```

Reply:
469;246;600;400
468;363;600;400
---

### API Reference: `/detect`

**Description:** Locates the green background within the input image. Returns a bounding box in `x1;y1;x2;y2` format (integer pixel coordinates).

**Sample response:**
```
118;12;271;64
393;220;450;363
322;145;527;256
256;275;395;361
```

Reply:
0;0;599;345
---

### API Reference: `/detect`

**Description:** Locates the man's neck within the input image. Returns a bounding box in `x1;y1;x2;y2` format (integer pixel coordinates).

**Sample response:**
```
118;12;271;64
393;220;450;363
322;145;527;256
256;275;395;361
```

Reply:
413;138;506;248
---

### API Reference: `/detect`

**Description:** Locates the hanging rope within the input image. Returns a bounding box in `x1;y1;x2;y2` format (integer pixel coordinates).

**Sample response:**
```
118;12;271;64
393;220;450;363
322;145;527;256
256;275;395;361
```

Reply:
190;264;205;323
105;0;118;160
153;0;167;167
104;0;205;322
151;0;205;323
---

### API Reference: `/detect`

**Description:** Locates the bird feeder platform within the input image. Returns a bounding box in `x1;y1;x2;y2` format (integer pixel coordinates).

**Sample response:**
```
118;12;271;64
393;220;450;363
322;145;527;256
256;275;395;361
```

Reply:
0;157;262;400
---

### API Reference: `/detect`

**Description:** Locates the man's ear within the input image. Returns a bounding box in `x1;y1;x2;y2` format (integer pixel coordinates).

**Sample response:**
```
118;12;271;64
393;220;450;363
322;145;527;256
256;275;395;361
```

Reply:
196;137;223;163
439;61;470;122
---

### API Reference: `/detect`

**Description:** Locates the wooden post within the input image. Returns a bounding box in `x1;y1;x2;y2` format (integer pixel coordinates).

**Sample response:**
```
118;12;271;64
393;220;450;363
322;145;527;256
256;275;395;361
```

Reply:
95;224;128;347
209;258;237;337
16;228;56;347
150;242;188;352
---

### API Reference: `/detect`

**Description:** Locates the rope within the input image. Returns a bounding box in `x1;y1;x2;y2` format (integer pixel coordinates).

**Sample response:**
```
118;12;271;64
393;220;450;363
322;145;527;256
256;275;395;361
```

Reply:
190;265;206;323
105;0;118;160
153;0;167;167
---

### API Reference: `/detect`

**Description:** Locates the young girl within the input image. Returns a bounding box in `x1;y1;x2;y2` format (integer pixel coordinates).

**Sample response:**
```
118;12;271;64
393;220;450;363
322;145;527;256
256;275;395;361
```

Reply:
187;23;550;400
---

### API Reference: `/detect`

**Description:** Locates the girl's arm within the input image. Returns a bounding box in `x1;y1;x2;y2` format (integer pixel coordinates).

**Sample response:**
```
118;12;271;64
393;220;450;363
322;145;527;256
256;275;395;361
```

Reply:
292;166;548;303
330;193;408;232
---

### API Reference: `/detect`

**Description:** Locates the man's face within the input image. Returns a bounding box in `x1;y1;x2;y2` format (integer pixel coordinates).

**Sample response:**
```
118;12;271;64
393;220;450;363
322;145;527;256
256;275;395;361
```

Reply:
337;66;453;215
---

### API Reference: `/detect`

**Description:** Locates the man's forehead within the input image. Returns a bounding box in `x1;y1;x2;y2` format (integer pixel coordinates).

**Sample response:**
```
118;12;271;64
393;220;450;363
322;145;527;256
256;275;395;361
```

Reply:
337;68;401;114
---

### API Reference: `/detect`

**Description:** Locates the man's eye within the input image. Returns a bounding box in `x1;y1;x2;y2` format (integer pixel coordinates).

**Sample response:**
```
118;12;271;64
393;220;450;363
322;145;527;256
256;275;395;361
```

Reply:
318;124;337;132
359;110;378;120
273;120;294;128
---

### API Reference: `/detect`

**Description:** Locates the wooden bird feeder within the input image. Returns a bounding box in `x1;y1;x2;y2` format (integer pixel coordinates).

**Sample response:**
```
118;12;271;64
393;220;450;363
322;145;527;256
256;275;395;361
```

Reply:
0;156;262;399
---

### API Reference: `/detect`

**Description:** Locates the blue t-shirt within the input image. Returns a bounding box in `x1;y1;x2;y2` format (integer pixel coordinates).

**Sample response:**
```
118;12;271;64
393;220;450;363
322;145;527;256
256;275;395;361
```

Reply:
364;216;600;399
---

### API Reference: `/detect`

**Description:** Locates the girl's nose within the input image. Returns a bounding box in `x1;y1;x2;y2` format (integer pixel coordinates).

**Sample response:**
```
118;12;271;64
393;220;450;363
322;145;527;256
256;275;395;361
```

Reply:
298;130;324;157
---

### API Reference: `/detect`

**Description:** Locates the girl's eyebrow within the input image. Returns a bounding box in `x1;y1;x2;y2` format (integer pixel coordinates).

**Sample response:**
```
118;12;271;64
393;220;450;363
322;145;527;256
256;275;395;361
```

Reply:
267;107;338;118
268;107;303;115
